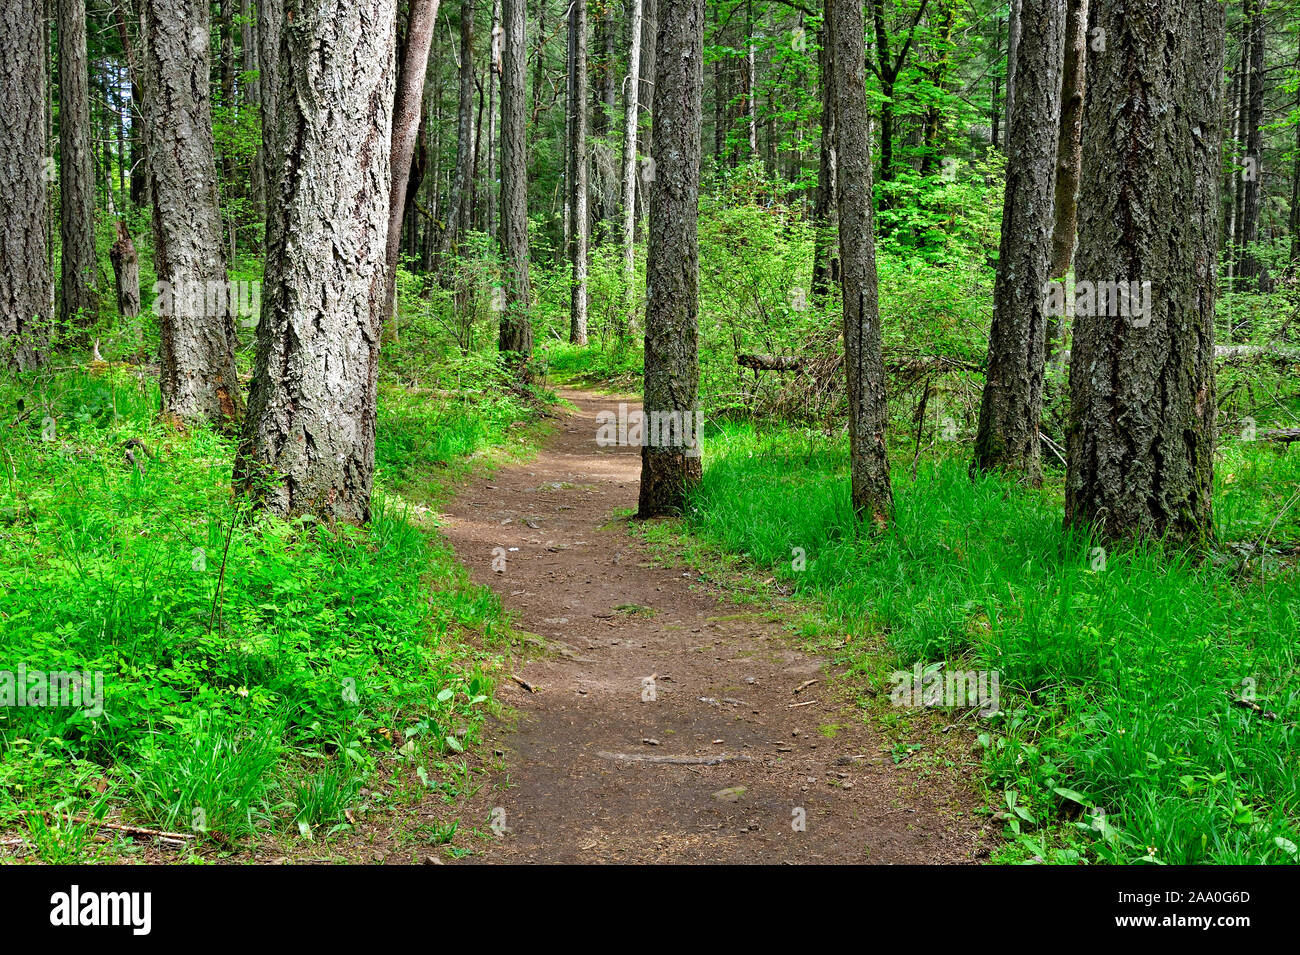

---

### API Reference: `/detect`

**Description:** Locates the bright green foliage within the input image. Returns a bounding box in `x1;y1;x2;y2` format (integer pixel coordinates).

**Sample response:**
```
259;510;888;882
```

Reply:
0;361;535;849
684;422;1300;864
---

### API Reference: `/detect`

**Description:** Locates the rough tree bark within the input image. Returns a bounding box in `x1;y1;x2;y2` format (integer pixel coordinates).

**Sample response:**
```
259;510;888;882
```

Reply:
567;0;590;344
0;0;53;369
383;0;440;315
235;0;398;523
1064;0;1224;543
109;220;141;327
972;0;1065;482
139;0;243;429
499;0;533;372
831;0;892;527
621;0;644;330
637;0;704;518
58;0;100;329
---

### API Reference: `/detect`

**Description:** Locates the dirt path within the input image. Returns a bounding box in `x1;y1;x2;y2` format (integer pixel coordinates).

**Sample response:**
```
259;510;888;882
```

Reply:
437;389;990;864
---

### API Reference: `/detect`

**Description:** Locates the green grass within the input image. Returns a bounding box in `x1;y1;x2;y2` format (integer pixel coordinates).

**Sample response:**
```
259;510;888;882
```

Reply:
0;359;542;855
682;420;1300;864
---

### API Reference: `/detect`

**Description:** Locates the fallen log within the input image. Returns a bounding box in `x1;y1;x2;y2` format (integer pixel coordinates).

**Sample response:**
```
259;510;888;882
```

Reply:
737;353;806;372
1260;428;1300;444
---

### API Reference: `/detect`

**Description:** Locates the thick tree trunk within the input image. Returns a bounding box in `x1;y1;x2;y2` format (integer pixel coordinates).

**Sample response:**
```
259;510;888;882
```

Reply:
972;0;1065;482
235;0;398;523
498;0;533;371
440;0;476;277
0;0;53;369
637;0;704;518
568;0;590;344
831;0;892;528
140;0;243;429
810;9;838;302
1064;0;1224;543
383;0;440;315
57;0;100;329
621;0;644;331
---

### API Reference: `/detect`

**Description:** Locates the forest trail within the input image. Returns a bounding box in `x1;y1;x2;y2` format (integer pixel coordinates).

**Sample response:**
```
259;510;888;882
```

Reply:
437;389;990;863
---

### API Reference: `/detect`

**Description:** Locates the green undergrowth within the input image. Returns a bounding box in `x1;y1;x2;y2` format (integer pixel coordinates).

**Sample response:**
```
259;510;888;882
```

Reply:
674;420;1300;865
0;358;546;860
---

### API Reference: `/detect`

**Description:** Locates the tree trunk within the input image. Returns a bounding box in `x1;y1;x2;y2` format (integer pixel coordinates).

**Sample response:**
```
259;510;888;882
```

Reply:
637;0;704;518
972;0;1065;482
568;0;590;344
745;0;757;156
621;0;644;331
1229;20;1248;284
637;0;656;230
1291;45;1300;271
1048;0;1086;278
871;0;894;182
57;0;100;330
109;219;141;326
257;0;282;200
1064;0;1224;543
487;0;500;238
1237;0;1265;289
591;1;619;235
810;8;838;301
235;0;398;523
989;18;1002;150
831;0;892;528
383;0;440;315
0;0;53;369
1003;0;1021;145
499;0;533;372
240;0;264;218
440;0;476;277
1045;0;1087;362
140;0;243;429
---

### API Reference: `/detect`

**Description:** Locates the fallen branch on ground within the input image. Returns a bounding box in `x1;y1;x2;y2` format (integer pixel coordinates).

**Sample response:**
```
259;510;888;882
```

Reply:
596;751;753;766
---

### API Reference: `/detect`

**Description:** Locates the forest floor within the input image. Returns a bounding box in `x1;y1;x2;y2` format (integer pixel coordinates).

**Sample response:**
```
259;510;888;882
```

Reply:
413;388;991;863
